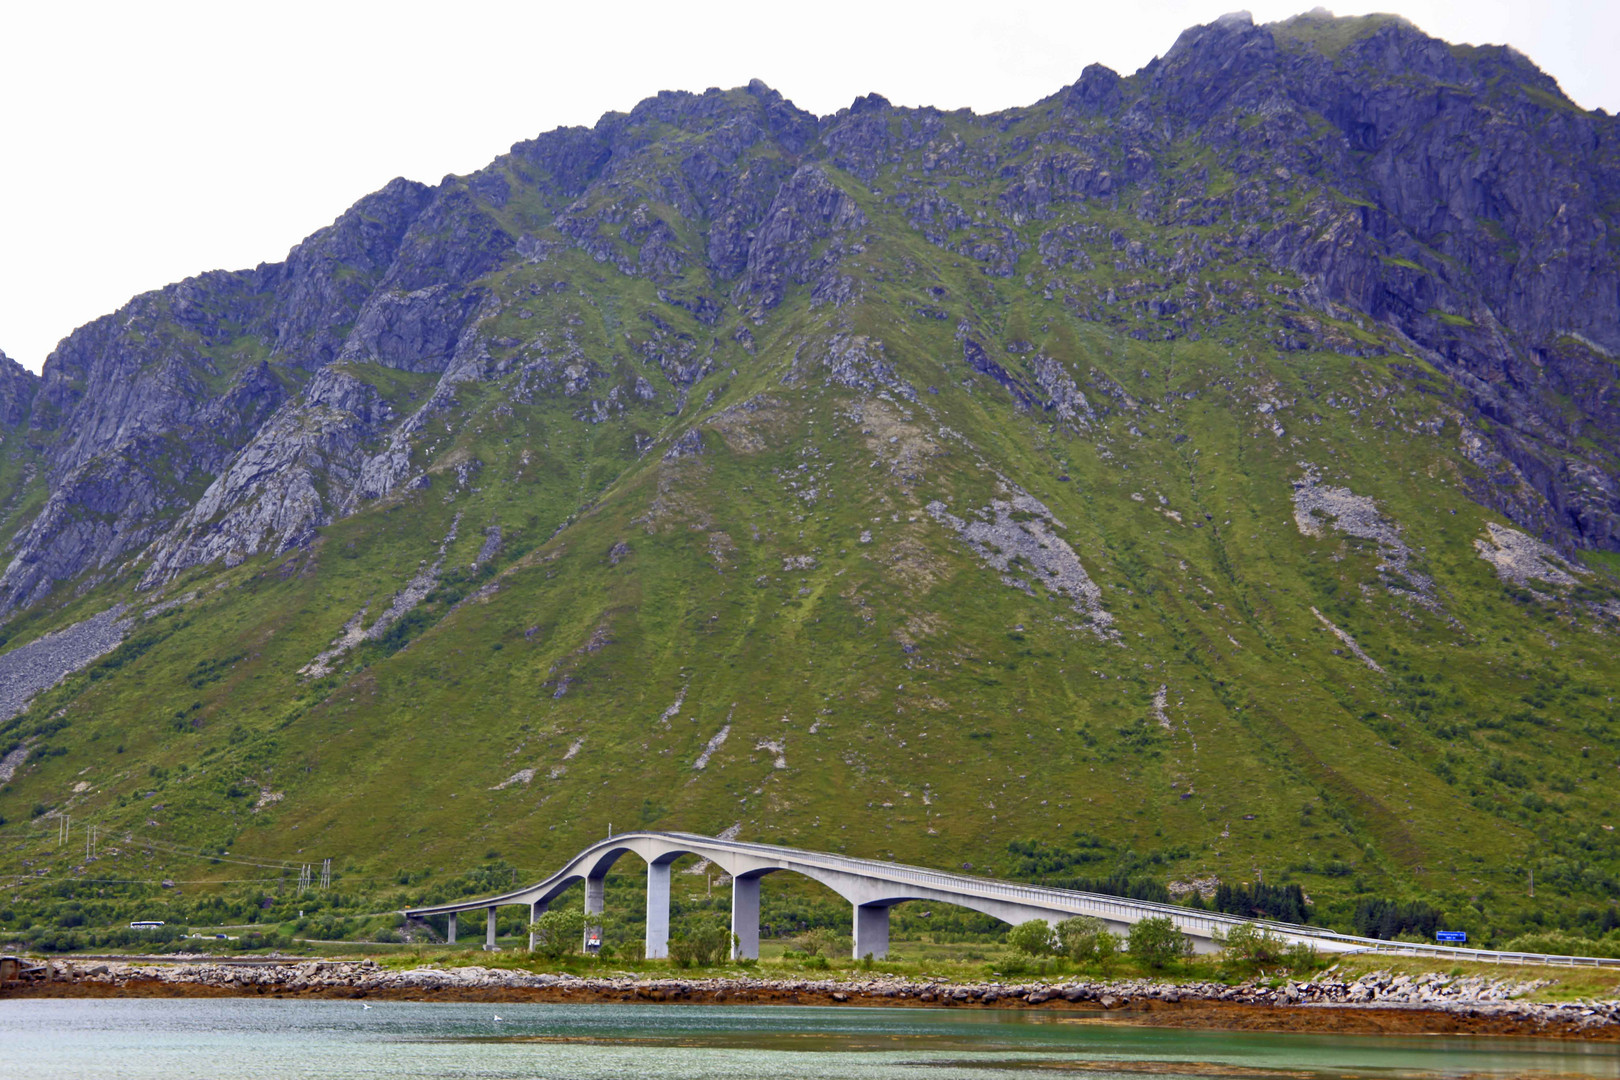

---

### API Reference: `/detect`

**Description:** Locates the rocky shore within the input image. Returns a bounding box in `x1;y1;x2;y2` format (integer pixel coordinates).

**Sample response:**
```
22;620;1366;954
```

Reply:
6;957;1619;1039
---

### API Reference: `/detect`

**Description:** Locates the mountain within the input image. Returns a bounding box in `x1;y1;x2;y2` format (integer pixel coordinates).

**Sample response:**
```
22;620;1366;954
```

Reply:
2;10;1619;945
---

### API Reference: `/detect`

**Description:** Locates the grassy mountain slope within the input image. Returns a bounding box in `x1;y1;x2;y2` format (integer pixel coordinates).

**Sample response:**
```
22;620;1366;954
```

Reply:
2;13;1620;949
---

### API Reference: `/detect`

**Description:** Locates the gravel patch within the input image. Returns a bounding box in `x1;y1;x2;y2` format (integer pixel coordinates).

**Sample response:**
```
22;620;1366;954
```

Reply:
1292;467;1435;607
0;605;132;723
1474;522;1584;589
926;490;1114;638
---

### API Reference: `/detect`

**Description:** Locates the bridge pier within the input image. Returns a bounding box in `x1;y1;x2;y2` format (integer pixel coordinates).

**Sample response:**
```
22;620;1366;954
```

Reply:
447;912;457;945
731;874;760;960
585;875;605;952
528;899;546;951
485;906;497;951
646;860;671;959
853;903;890;960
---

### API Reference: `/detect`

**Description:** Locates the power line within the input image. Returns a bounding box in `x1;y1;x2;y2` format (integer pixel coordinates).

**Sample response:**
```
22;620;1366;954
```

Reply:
3;822;309;873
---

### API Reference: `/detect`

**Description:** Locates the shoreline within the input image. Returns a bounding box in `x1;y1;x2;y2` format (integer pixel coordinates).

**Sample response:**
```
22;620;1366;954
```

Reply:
5;959;1619;1041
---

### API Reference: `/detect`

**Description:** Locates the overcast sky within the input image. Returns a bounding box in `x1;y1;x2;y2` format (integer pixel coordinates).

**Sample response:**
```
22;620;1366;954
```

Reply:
1;0;1614;373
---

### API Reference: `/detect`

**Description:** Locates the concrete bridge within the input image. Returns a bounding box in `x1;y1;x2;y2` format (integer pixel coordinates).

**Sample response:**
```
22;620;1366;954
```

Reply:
401;830;1366;960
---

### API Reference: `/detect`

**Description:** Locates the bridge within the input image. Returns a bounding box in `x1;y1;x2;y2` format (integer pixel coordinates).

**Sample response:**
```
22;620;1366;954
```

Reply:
402;830;1383;960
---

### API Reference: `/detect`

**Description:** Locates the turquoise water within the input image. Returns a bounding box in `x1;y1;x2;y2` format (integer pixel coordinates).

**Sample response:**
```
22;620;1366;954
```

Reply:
2;1000;1619;1079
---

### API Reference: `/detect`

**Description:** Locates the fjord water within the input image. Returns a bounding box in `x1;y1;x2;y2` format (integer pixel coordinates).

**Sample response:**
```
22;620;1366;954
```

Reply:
4;1001;1619;1079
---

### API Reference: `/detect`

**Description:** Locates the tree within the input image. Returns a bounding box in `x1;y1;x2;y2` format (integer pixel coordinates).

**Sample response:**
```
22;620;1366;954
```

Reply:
1215;922;1287;967
1007;919;1058;956
1056;916;1121;968
797;926;848;958
529;907;585;961
668;915;736;968
1213;882;1310;924
1127;916;1192;969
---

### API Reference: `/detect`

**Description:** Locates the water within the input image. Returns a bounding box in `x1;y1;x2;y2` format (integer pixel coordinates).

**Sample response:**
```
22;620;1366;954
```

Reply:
3;999;1619;1079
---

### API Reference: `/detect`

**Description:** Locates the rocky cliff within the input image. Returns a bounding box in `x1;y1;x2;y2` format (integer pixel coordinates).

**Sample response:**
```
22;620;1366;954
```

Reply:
4;13;1616;617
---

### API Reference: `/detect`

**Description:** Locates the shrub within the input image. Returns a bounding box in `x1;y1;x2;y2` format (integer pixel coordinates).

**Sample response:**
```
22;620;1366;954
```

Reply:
990;955;1034;977
529;907;585;960
668;916;734;968
1216;922;1288;967
1007;919;1058;956
1500;932;1620;959
1056;916;1121;968
1127;916;1192;969
1283;942;1322;973
797;926;848;958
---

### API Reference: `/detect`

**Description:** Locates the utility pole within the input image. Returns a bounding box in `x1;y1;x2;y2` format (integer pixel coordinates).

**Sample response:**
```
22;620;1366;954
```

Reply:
1529;869;1535;898
320;858;331;891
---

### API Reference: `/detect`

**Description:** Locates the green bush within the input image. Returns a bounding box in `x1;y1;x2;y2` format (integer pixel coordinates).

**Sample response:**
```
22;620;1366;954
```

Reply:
1283;942;1323;973
1216;922;1288;966
797;926;848;958
529;907;585;960
668;916;734;968
1056;916;1121;969
1007;919;1058;956
1127;916;1192;969
1500;932;1620;959
989;955;1058;978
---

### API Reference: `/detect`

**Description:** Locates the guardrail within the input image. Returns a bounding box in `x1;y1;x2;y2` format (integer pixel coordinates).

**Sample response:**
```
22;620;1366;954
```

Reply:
404;831;1620;969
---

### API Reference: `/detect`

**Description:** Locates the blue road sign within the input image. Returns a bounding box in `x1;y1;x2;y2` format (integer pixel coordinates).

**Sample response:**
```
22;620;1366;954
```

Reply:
1435;930;1467;943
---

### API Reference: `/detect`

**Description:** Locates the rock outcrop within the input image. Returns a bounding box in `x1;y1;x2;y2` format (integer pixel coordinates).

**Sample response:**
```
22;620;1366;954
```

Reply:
0;351;37;429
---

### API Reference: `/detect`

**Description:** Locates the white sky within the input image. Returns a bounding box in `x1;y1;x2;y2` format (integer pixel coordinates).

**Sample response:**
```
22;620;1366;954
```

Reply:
2;0;1614;373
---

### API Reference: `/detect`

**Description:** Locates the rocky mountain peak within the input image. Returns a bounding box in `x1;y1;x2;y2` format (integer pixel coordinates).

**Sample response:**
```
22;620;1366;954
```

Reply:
0;350;36;428
1063;63;1124;113
0;10;1616;621
1149;9;1278;113
848;92;893;115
